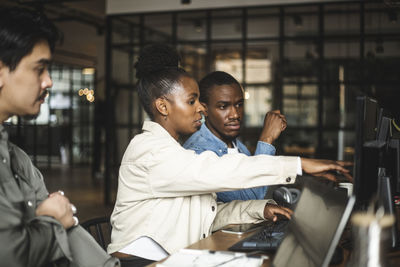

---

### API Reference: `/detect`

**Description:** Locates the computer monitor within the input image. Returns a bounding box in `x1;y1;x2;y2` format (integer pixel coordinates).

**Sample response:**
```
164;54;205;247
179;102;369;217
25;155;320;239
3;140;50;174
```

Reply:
376;107;393;142
354;96;381;208
376;106;400;195
389;139;400;194
354;96;399;247
354;96;399;204
272;180;355;267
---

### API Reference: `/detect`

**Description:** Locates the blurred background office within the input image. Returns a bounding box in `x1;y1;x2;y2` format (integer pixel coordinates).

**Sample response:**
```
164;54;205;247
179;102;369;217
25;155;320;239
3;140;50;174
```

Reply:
0;0;399;219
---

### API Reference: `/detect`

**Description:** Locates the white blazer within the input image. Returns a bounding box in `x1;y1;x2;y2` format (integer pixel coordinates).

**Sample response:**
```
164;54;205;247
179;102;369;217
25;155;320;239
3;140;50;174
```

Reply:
108;121;298;254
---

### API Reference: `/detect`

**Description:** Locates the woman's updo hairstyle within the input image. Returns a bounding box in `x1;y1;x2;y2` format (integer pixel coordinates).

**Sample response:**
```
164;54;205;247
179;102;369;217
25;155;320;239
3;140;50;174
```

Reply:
135;43;190;119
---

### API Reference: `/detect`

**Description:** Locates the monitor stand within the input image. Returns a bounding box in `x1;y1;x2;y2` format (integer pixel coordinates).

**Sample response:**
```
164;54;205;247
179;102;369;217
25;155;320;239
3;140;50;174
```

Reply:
378;168;399;249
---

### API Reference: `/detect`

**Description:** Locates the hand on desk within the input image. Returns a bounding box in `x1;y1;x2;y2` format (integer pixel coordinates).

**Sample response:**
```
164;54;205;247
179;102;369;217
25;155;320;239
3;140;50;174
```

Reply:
263;203;293;222
301;158;353;182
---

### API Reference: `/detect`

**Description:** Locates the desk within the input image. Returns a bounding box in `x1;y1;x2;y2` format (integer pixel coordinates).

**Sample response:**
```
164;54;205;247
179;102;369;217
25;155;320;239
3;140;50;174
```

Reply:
146;207;400;266
146;230;271;267
146;229;351;267
182;230;273;267
147;227;400;267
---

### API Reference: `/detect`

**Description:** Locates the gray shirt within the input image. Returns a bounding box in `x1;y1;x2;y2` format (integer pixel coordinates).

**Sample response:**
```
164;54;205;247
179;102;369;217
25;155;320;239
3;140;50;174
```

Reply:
0;124;118;267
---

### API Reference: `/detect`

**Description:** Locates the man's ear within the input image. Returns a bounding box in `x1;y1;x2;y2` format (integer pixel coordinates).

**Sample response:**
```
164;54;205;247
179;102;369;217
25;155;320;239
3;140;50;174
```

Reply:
155;97;169;116
200;102;208;117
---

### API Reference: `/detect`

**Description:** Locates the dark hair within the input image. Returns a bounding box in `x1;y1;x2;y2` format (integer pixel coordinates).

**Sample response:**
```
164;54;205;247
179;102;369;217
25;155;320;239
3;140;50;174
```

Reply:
135;43;191;119
0;7;60;71
198;71;242;104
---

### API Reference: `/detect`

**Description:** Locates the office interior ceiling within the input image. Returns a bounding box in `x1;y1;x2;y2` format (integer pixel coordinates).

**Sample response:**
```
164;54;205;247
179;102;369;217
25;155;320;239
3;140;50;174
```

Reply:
0;0;105;30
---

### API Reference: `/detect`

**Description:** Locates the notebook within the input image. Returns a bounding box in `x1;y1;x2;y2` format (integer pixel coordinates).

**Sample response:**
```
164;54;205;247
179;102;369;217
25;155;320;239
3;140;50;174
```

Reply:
272;180;356;267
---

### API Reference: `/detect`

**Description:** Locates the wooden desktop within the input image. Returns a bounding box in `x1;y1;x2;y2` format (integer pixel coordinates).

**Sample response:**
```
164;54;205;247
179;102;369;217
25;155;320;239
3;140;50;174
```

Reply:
146;209;400;267
146;229;355;267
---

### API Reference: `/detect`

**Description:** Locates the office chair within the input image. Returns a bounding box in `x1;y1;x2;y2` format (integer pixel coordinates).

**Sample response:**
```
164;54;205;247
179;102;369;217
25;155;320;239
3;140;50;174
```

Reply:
81;216;112;250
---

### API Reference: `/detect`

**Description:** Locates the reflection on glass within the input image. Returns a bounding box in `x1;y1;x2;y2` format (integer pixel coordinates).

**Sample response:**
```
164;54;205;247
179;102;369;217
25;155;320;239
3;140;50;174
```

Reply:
211;9;242;40
247;8;279;38
177;12;207;41
284;6;318;37
215;58;243;83
324;3;359;34
244;86;272;127
215;52;272;127
178;44;207;81
283;85;318;127
246;59;271;83
144;14;172;43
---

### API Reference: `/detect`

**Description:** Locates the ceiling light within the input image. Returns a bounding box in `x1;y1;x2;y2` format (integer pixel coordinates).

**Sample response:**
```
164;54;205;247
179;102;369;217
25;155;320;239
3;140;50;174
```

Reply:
194;20;203;33
82;68;95;75
293;15;303;28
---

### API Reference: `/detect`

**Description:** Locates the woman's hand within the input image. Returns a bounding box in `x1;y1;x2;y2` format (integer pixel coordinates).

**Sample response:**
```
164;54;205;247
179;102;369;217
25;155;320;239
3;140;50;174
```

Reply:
263;203;293;221
301;158;353;182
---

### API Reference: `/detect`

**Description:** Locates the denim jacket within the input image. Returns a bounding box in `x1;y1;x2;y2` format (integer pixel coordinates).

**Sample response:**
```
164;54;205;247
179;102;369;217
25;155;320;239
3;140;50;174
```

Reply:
183;123;276;202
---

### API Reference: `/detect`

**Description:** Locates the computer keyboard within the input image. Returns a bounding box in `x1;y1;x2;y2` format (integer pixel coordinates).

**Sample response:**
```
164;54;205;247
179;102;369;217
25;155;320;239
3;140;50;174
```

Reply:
229;220;289;252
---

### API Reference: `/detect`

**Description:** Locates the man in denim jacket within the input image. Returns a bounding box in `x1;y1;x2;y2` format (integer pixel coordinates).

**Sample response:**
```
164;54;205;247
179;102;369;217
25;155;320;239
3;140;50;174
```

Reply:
184;71;287;202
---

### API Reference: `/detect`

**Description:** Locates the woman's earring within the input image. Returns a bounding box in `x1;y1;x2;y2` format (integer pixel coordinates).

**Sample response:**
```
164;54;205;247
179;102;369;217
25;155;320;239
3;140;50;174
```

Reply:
164;115;167;121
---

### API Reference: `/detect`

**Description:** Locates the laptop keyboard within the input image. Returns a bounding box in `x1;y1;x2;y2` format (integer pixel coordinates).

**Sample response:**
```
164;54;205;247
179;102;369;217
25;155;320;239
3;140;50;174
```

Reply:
229;220;289;251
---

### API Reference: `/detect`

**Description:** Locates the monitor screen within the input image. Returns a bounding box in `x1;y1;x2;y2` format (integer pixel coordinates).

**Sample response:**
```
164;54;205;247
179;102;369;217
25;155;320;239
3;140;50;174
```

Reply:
376;107;393;142
354;96;380;208
353;96;400;208
377;107;399;195
388;139;400;194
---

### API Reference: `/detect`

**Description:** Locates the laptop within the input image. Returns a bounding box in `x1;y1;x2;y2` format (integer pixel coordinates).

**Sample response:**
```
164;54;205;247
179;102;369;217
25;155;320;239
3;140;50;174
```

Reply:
228;218;290;251
272;180;355;267
229;179;355;267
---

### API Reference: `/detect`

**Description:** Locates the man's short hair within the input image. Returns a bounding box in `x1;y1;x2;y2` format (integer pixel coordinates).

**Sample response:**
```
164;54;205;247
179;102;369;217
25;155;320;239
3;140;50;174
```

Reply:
199;71;242;104
0;7;60;71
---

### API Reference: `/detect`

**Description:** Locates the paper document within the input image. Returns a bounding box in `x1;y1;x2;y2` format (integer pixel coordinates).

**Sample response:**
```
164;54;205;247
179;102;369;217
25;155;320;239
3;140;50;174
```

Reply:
157;249;267;267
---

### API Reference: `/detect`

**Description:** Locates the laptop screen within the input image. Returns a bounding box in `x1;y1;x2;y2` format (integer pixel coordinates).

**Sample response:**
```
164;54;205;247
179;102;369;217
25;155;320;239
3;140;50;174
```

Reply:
272;180;355;267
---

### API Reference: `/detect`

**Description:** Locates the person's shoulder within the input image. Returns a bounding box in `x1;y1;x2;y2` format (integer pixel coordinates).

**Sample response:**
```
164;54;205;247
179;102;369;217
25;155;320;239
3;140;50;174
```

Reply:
184;129;202;145
183;126;210;150
131;127;173;151
236;139;251;155
9;142;30;161
135;121;174;144
124;124;179;162
8;142;43;180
